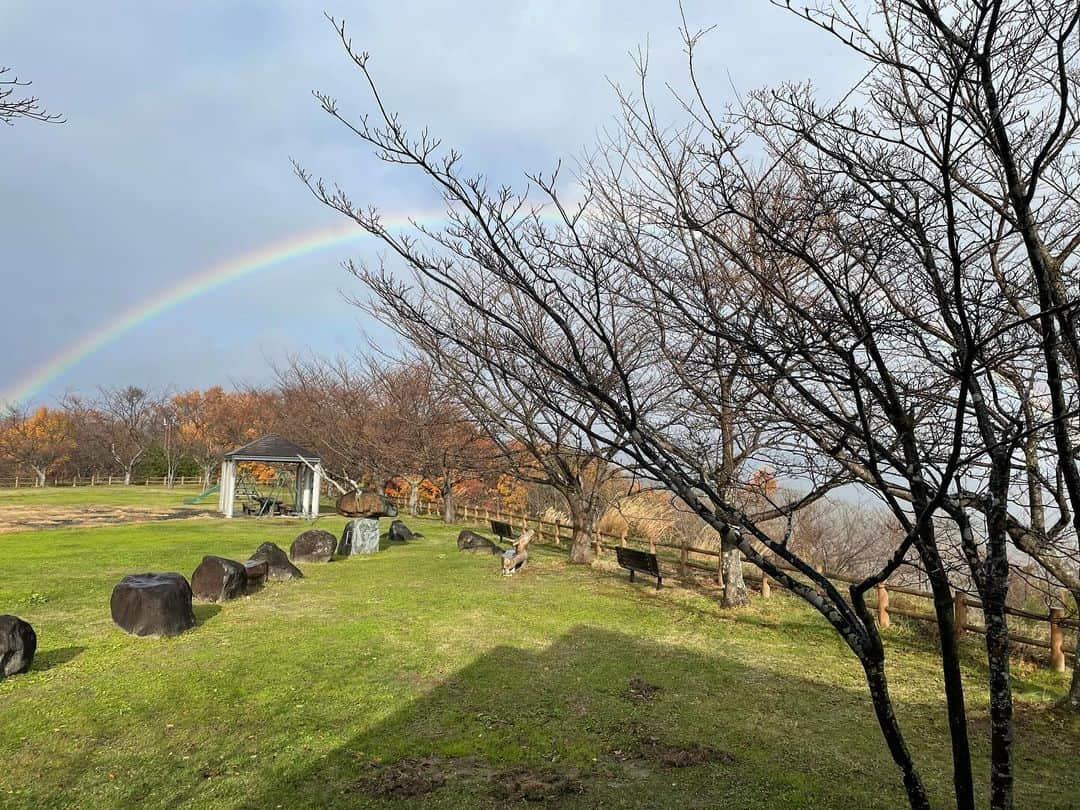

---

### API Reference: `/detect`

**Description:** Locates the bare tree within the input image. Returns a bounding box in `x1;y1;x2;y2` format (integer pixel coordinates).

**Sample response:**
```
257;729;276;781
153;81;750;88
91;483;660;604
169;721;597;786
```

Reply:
1;66;63;126
297;3;1080;805
97;386;155;485
358;298;626;563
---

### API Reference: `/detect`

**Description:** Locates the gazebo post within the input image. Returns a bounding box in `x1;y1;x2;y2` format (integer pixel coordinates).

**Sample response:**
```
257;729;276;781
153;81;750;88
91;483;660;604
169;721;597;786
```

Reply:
312;464;321;518
294;463;305;515
218;461;228;512
223;460;236;518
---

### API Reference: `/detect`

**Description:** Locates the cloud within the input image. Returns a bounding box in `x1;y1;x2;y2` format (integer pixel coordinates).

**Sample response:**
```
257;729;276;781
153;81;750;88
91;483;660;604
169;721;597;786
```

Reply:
0;1;861;406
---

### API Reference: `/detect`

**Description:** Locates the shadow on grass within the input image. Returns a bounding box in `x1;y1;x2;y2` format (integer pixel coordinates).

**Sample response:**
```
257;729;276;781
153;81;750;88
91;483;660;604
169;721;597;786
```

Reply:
231;625;909;810
193;604;221;625
32;645;85;672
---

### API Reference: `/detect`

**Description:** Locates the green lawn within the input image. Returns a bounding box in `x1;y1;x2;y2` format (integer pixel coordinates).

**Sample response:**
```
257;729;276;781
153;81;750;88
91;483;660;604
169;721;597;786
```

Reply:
1;493;1077;808
0;484;210;509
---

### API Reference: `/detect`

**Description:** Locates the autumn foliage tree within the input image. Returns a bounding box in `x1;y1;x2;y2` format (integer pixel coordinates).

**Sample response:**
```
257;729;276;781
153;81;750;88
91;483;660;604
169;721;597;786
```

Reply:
0;406;74;486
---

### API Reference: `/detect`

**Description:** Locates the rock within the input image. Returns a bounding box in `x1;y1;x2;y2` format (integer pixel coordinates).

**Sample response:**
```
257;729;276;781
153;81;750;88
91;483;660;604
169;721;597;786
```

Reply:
0;615;37;678
336;489;398;519
457;530;504;554
110;573;196;637
249;541;303;580
388;520;419;542
290;529;337;562
242;559;269;592
190;555;248;602
339;518;380;556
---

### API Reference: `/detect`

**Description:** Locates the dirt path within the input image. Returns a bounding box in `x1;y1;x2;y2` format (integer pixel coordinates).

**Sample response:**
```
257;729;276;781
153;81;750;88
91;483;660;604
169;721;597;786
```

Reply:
0;504;217;533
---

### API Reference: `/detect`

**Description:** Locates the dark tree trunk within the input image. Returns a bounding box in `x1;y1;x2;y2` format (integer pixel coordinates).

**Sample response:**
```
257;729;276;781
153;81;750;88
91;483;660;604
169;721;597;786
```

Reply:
1063;590;1080;710
862;657;931;810
924;563;975;810
983;602;1014;809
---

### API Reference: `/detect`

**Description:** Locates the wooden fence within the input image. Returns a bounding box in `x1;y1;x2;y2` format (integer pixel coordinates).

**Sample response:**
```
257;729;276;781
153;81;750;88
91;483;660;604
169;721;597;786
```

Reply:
0;475;214;489
397;495;1077;672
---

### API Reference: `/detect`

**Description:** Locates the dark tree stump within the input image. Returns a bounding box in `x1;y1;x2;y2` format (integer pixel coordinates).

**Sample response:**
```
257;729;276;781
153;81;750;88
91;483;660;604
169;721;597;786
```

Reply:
0;615;37;678
110;573;196;637
191;555;247;602
389;520;420;542
290;529;337;562
457;530;504;554
249;541;303;580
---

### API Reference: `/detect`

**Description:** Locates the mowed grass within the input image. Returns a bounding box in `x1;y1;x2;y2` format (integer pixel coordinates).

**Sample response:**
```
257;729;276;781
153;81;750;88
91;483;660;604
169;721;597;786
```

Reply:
1;491;1078;808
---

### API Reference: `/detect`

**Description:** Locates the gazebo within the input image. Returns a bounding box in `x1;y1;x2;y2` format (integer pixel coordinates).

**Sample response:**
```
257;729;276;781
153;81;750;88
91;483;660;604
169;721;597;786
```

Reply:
217;434;323;518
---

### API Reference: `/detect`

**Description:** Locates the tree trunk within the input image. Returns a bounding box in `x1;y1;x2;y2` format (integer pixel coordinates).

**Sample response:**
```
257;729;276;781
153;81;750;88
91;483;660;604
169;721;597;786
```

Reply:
721;533;749;607
123;469;132;486
923;563;975;810
442;485;456;523
1062;590;1080;710
407;479;420;516
983;601;1014;809
34;468;46;488
566;494;592;565
862;657;931;810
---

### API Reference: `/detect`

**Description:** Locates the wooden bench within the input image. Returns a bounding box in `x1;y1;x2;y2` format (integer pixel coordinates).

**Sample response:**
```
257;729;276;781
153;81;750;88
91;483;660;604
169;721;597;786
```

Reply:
615;547;662;589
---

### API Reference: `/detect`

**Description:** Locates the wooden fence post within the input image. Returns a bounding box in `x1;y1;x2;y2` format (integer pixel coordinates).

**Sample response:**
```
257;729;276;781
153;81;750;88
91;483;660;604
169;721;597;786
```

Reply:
680;542;688;578
716;550;723;586
1050;607;1066;672
649;536;656;555
554;520;562;547
620;529;627;548
876;583;890;629
761;576;771;599
594;529;602;556
953;594;968;643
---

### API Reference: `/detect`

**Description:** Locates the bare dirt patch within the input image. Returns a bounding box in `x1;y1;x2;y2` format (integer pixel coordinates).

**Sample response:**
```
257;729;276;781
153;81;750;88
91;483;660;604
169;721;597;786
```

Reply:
608;736;735;770
355;755;583;803
0;504;216;533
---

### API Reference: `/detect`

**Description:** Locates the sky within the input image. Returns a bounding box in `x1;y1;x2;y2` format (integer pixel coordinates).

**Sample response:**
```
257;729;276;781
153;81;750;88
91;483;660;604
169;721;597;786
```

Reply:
0;1;862;409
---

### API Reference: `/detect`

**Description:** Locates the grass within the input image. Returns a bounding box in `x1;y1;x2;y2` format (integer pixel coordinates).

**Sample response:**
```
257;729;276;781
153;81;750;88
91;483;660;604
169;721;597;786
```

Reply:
0;483;211;509
1;488;1078;808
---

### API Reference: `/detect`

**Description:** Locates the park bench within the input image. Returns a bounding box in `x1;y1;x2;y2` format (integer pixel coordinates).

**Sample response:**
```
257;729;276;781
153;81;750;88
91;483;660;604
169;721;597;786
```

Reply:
615;547;663;589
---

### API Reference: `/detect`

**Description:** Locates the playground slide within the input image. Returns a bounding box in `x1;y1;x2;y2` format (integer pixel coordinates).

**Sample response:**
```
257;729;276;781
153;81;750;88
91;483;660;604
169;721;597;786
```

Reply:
183;483;220;505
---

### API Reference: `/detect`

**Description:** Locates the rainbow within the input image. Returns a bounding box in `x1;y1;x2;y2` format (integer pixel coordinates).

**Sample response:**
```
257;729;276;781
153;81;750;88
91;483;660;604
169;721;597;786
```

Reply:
2;214;441;407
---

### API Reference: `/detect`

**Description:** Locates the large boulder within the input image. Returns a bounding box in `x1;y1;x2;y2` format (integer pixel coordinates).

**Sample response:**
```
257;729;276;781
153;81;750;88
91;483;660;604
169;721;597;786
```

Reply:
457;530;504;554
0;615;36;678
336;489;398;519
110;573;196;637
249;541;303;580
191;555;247;602
388;520;419;542
339;518;380;556
290;529;337;563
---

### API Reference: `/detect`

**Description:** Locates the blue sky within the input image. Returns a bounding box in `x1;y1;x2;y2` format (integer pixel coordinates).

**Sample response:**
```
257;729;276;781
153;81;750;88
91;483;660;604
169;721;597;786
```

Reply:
1;1;860;407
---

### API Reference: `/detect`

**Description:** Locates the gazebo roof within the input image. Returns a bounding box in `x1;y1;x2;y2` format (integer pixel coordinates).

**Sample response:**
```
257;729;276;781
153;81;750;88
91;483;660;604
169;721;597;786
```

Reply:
223;434;321;464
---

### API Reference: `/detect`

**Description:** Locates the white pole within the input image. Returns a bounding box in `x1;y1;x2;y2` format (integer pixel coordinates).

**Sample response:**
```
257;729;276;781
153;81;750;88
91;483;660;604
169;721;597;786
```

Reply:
312;465;322;518
224;461;236;518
